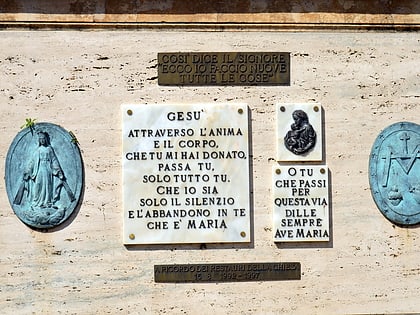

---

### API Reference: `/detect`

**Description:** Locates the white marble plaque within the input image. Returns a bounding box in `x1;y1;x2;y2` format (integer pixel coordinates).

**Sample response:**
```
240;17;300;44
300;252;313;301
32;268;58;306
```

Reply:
273;165;330;242
277;103;323;162
122;103;250;244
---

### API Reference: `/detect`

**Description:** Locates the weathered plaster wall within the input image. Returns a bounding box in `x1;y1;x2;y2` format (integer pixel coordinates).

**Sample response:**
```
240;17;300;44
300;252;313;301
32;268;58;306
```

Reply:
0;0;419;28
0;30;419;314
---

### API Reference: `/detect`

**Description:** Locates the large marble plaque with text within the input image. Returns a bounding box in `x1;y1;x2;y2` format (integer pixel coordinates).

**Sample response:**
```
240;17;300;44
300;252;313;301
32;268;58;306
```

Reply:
122;103;250;244
273;165;330;242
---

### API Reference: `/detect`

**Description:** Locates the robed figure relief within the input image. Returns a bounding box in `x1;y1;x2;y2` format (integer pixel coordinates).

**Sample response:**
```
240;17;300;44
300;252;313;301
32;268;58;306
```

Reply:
5;123;83;229
284;110;317;155
15;131;75;208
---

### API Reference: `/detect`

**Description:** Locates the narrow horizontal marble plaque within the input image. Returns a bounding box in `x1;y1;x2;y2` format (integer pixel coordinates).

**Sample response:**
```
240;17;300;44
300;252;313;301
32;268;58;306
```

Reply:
273;165;330;242
122;103;250;244
277;103;323;162
154;262;301;283
158;52;290;86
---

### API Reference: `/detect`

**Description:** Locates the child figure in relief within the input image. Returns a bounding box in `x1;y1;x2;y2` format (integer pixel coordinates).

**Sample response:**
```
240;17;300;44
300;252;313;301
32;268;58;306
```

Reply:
284;109;316;155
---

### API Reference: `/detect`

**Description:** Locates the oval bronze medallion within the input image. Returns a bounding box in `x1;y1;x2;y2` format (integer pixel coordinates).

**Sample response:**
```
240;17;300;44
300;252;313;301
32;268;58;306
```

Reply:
5;123;83;229
369;122;420;226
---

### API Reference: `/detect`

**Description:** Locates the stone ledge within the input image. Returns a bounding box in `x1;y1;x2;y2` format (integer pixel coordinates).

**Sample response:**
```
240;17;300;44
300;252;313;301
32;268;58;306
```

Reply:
0;21;419;31
0;0;419;30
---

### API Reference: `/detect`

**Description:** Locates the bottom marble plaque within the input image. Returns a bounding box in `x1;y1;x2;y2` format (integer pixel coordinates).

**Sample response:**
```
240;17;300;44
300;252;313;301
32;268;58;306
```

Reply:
154;262;301;283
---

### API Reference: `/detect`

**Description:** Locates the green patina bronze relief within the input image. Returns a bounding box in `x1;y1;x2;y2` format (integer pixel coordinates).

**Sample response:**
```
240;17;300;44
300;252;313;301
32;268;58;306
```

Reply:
5;122;83;229
369;122;420;226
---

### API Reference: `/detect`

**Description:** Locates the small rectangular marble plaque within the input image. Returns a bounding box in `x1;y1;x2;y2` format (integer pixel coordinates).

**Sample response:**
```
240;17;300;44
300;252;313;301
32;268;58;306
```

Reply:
273;165;330;242
158;52;290;86
277;103;323;162
122;103;250;244
154;262;301;283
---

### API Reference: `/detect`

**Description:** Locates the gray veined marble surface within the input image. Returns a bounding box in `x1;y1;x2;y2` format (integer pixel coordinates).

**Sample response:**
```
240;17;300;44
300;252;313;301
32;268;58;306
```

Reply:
122;103;251;244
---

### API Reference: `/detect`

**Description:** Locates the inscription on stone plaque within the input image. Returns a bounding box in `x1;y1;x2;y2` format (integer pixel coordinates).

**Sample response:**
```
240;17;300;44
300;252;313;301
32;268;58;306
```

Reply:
154;262;301;283
277;104;323;162
122;103;250;244
158;52;290;86
273;165;330;242
369;122;420;225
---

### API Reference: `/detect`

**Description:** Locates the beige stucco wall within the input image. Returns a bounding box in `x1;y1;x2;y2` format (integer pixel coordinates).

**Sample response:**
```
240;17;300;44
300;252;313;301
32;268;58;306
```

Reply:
1;0;419;29
0;29;419;314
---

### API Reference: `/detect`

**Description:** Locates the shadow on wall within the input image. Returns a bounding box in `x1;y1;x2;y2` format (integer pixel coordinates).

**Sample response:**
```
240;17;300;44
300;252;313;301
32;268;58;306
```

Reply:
0;0;418;15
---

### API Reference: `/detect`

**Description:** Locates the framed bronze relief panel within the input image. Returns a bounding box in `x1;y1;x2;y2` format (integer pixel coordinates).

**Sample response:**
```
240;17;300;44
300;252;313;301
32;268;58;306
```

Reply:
276;103;323;162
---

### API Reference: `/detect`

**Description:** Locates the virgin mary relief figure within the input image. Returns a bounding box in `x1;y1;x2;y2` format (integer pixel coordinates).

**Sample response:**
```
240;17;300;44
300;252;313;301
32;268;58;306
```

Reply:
19;131;74;209
7;124;81;229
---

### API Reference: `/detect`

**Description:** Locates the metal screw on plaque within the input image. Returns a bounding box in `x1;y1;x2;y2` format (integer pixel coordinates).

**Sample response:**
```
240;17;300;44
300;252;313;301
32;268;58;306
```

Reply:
127;109;133;116
240;231;246;238
129;233;135;240
280;106;286;112
320;168;326;174
276;168;281;175
313;106;319;112
238;108;243;114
